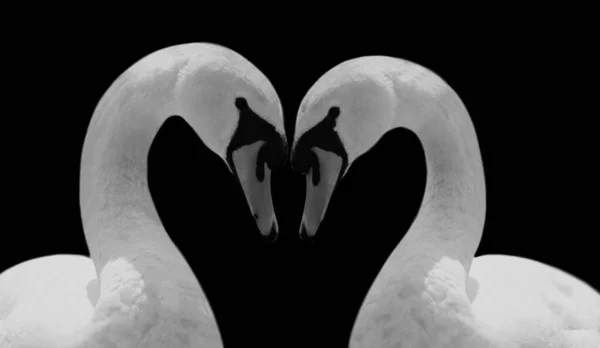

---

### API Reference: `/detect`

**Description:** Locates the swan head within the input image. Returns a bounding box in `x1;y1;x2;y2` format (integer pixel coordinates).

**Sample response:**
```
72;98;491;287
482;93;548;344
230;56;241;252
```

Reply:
292;56;480;242
167;44;286;241
82;43;286;249
292;57;399;239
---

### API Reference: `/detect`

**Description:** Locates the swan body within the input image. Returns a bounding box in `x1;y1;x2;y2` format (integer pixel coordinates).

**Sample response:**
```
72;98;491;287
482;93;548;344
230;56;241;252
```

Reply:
295;57;600;347
0;43;282;347
469;255;600;347
0;255;97;346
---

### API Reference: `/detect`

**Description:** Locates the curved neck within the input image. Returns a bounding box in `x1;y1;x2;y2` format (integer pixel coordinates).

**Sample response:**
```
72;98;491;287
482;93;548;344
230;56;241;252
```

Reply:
392;89;485;275
78;69;221;343
80;71;185;279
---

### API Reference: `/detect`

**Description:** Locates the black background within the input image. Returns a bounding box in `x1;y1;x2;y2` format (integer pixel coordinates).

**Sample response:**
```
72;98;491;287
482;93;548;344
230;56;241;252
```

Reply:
2;26;595;347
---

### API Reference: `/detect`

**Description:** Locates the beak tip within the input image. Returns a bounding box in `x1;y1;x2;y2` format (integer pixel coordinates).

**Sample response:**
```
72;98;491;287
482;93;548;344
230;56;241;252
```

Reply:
261;221;278;245
299;221;315;243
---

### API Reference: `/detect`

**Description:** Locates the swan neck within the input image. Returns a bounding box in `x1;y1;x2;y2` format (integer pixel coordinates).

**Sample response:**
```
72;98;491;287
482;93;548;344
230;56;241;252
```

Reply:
398;91;485;274
75;71;224;344
80;73;182;276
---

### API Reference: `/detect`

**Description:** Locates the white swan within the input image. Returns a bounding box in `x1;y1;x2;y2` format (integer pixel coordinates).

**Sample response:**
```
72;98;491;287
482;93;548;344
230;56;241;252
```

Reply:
294;57;600;347
0;43;284;347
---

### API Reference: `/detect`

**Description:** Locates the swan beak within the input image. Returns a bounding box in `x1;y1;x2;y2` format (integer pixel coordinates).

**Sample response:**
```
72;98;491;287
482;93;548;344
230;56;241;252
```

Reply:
232;146;278;244
299;149;342;241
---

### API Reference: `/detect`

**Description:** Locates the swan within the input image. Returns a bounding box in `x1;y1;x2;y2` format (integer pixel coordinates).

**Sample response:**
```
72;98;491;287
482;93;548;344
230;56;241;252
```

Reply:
294;56;600;347
0;42;285;347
